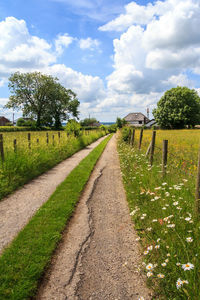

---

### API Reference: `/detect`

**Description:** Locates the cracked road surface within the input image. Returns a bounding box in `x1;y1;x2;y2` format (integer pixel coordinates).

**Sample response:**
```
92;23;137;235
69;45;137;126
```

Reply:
36;135;152;300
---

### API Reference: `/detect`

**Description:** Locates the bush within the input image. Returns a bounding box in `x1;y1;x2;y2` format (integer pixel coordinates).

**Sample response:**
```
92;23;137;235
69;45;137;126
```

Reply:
65;119;81;137
121;127;130;142
108;124;117;133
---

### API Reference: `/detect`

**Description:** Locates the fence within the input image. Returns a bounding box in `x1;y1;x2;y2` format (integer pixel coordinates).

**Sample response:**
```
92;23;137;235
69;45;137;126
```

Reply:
127;128;200;216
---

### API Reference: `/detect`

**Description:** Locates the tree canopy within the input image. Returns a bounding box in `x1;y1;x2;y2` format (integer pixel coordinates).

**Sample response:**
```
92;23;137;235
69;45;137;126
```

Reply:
153;86;200;129
80;117;99;127
5;72;80;128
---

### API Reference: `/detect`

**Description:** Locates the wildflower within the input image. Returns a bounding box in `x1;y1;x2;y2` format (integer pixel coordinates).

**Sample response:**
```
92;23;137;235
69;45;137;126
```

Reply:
165;259;169;263
147;245;153;251
186;237;193;243
162;182;167;186
147;272;153;277
144;250;149;255
165;192;170;197
138;297;144;300
154;196;160;200
167;253;171;257
152;219;157;222
146;263;154;271
182;263;194;271
157;274;165;278
155;245;160;249
176;262;181;266
176;278;183;289
183;179;188;182
167;224;175;228
155;187;161;190
147;227;152;231
161;263;166;267
162;207;167;210
185;217;191;222
136;237;141;241
173;201;179;206
157;238;160;242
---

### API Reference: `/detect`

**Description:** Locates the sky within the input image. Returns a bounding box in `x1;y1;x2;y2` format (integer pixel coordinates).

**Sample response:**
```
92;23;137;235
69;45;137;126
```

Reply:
0;0;200;122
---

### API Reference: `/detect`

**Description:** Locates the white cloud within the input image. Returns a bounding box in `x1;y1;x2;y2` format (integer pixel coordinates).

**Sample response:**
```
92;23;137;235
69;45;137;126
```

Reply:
98;0;200;118
0;17;56;78
55;34;74;55
79;37;100;51
44;64;105;102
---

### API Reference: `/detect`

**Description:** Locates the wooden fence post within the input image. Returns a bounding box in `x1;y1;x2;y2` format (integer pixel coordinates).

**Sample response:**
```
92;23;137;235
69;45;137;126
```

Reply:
0;134;4;162
162;140;168;176
131;129;135;147
52;135;55;146
195;147;200;215
46;133;49;144
138;128;143;150
150;130;156;166
37;138;39;144
146;141;152;157
58;132;60;142
13;139;17;153
128;128;132;144
28;133;31;149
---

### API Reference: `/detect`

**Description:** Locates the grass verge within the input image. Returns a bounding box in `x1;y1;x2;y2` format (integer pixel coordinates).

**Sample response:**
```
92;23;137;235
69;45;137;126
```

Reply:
117;131;200;299
0;134;112;300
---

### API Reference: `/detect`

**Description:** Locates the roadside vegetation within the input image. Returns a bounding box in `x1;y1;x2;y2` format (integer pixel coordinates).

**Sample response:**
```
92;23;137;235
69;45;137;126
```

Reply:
0;134;112;300
118;128;200;299
0;129;106;200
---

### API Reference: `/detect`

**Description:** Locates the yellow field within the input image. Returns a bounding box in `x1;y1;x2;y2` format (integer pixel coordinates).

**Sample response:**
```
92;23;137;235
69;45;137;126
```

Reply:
133;129;200;175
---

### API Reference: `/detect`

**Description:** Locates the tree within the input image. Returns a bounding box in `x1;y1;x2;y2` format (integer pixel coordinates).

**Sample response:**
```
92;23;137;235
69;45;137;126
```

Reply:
80;117;98;127
116;117;126;128
42;83;79;129
5;72;79;128
153;86;200;129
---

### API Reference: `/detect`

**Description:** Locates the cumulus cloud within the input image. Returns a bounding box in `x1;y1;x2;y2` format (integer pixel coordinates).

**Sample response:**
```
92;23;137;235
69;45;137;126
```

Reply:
98;0;200;117
79;37;100;51
44;64;105;102
55;34;74;55
0;17;56;79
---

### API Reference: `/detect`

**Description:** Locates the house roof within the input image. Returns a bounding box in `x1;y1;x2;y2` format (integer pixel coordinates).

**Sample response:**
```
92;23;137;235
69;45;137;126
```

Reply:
145;119;157;127
124;112;149;122
0;116;10;122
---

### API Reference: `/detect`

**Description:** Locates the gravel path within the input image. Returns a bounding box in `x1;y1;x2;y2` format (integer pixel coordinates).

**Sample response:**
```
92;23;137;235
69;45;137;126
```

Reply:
36;135;153;300
0;136;106;254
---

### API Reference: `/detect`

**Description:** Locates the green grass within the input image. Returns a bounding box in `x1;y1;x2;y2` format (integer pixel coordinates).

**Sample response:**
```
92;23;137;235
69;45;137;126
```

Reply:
0;130;106;200
117;131;200;299
0;134;112;300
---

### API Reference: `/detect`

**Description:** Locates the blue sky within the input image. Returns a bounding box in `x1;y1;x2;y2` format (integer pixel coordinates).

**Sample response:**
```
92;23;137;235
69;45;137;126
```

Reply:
0;0;200;121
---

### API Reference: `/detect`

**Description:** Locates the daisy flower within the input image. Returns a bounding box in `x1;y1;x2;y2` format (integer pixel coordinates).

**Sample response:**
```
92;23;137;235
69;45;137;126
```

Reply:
147;272;153;277
146;263;154;271
182;263;194;271
186;237;193;243
176;278;183;289
157;274;165;278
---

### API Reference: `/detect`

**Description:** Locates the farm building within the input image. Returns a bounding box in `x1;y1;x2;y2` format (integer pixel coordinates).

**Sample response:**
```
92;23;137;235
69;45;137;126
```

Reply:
124;112;150;127
0;116;10;126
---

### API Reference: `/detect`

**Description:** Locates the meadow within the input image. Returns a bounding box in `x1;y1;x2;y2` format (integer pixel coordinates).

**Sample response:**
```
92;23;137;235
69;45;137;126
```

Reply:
0;129;106;200
118;128;200;299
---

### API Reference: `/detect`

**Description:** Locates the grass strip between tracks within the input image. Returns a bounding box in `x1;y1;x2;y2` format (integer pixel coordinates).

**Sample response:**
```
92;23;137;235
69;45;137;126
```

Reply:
0;134;112;300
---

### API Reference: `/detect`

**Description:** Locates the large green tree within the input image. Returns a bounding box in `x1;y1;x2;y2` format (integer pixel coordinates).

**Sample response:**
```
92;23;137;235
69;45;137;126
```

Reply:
5;72;79;128
153;86;200;129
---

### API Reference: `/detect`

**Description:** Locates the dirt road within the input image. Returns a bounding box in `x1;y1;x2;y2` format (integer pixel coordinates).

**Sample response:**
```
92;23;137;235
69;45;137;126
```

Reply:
0;136;106;254
37;135;152;300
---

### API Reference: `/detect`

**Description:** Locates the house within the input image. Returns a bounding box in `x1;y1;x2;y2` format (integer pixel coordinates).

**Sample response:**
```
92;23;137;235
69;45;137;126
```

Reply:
0;116;10;126
124;112;149;127
145;119;158;128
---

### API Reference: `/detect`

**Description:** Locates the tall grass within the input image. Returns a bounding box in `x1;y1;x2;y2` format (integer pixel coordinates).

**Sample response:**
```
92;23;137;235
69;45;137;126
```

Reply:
0;130;106;200
118;129;200;299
